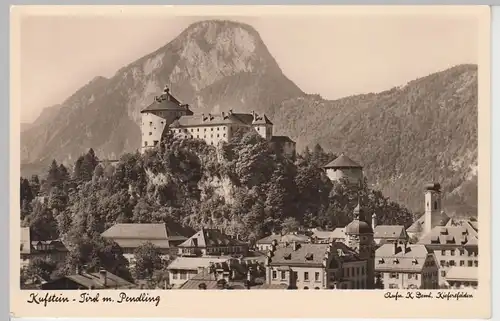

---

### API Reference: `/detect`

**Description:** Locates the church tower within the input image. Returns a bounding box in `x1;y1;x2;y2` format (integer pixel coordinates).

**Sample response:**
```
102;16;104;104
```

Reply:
345;200;375;289
424;183;442;235
139;85;193;153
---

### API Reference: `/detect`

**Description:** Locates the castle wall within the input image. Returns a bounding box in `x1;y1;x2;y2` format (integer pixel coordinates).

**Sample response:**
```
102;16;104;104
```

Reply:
141;112;167;151
326;168;363;185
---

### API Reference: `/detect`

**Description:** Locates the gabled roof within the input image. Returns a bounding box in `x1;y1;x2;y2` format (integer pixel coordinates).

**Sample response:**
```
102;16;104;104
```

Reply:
101;223;193;249
375;243;433;273
64;271;133;289
268;242;361;267
178;228;247;248
323;154;362;169
374;225;407;239
407;212;451;233
170;112;251;128
418;226;478;247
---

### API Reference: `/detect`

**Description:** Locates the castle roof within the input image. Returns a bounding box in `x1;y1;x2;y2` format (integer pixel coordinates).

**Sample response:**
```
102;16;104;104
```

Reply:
323;154;362;169
169;111;272;128
375;243;432;273
140;86;191;113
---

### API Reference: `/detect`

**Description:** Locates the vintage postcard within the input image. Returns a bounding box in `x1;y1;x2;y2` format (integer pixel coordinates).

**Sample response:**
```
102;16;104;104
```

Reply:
10;5;491;319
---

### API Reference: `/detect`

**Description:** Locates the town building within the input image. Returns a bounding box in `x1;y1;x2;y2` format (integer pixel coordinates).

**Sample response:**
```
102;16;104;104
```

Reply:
418;225;478;286
20;227;68;269
177;258;279;289
264;241;367;289
166;256;231;288
323;153;363;185
101;223;193;263
406;183;451;240
140;86;296;158
40;268;134;290
374;243;439;290
177;228;249;257
344;202;375;289
256;233;310;252
445;267;478;289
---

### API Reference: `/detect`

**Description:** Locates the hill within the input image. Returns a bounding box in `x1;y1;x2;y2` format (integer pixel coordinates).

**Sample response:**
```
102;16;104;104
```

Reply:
20;20;477;217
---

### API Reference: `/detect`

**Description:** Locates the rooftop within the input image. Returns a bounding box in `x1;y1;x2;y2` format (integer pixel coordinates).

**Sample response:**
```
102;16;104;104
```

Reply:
445;267;478;282
43;270;134;289
256;233;310;245
375;243;433;273
323;154;363;169
178;228;247;248
140;86;192;114
418;226;478;247
169;110;272;128
268;242;361;267
101;222;193;249
373;225;407;239
167;257;231;271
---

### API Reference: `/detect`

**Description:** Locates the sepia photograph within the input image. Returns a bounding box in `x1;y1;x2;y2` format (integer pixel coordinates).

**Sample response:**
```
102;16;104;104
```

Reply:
10;5;491;319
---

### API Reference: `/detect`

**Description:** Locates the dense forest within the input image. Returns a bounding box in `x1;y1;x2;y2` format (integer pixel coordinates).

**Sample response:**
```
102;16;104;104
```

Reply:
20;130;414;284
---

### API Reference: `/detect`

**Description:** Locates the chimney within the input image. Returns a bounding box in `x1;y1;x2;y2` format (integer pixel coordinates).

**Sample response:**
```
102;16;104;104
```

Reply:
202;113;206;121
251;110;257;121
228;109;233;115
99;269;107;287
221;111;226;119
372;213;377;230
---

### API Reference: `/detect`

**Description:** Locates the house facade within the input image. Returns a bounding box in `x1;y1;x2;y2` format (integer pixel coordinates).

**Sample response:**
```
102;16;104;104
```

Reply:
20;227;68;269
177;228;249;257
375;243;439;290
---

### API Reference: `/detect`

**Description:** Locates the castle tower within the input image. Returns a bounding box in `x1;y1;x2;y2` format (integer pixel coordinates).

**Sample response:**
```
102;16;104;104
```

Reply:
139;85;193;152
323;154;363;185
345;200;375;289
423;183;445;235
251;111;273;141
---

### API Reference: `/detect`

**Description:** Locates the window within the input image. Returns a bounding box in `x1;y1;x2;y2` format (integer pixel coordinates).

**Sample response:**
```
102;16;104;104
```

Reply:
172;272;178;279
389;284;399;289
204;128;207;132
415;274;419;280
450;250;455;256
272;271;277;279
144;141;147;147
474;260;478;267
149;132;152;136
197;128;199;132
211;128;213;131
217;134;219;138
449;260;456;266
153;140;159;146
293;271;298;281
441;250;446;256
180;272;187;280
434;201;438;210
223;134;226;137
468;260;473;267
408;274;413;279
315;272;320;281
459;249;465;255
460;260;465;266
149;121;153;126
304;272;309;281
389;273;398;279
441;271;446;277
281;271;286;280
440;260;446;266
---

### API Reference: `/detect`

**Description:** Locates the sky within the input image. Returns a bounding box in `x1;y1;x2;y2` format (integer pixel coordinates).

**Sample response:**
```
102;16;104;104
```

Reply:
19;12;479;123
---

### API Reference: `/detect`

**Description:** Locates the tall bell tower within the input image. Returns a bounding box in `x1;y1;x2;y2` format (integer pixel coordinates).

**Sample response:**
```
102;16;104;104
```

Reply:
424;183;442;235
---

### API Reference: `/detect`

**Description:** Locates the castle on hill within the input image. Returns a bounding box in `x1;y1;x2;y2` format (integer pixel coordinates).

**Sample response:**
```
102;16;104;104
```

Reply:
140;86;296;158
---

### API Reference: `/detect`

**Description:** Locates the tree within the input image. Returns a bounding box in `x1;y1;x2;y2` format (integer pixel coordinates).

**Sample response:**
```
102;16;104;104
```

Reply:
281;217;301;234
25;201;59;240
25;258;57;283
20;178;34;203
133;242;164;280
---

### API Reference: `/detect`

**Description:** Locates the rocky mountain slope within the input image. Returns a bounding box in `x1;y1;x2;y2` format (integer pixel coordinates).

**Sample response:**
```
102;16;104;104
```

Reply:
20;20;478;217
